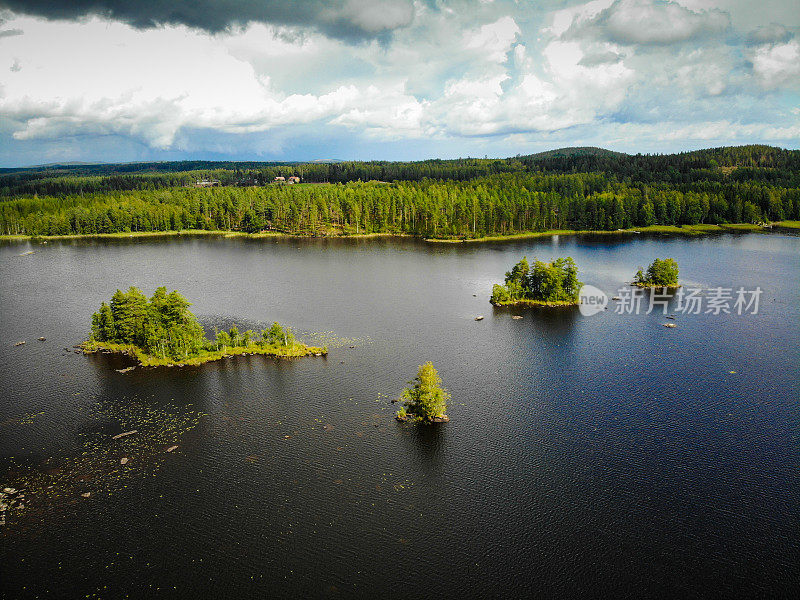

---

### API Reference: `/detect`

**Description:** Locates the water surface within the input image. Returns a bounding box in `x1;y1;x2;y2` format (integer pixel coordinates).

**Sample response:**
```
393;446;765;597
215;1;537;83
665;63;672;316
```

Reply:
1;233;799;598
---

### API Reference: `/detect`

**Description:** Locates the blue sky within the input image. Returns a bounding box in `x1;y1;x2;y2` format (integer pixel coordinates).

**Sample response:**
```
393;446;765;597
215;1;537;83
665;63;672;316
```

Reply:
0;0;798;166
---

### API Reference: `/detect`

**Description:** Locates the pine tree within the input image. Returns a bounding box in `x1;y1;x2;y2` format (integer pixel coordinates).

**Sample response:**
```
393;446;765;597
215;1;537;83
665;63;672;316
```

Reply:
397;362;450;423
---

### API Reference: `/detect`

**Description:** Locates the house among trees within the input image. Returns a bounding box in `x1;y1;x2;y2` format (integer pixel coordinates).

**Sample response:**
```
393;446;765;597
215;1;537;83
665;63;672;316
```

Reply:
195;179;220;187
274;176;285;182
288;176;301;184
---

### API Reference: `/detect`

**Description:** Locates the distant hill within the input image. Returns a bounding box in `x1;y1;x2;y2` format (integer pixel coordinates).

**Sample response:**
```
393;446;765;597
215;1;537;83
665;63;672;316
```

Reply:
2;145;798;198
519;147;627;160
30;161;108;168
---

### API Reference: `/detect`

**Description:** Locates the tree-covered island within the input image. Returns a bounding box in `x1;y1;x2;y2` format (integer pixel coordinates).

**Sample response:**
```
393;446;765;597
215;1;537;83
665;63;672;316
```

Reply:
490;256;582;306
82;286;326;367
633;258;680;288
396;362;450;423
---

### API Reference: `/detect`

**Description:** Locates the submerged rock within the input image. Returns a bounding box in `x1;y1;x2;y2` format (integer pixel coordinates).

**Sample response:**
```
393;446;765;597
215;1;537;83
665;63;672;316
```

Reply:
115;366;135;374
14;341;25;346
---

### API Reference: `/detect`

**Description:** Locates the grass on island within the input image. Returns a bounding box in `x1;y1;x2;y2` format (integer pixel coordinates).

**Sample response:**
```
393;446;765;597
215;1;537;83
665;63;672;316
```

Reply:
775;220;800;229
81;339;326;367
491;298;579;307
630;282;681;289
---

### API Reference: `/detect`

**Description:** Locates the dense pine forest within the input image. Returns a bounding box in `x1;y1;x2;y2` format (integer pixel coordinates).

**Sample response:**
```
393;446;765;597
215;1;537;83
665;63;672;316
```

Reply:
2;145;798;238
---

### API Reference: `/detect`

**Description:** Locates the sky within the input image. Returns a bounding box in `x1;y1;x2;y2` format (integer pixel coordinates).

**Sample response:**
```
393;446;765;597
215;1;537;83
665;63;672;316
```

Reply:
0;0;798;166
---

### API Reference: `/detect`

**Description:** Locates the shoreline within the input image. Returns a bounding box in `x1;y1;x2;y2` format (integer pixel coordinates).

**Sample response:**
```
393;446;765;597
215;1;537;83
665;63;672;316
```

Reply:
1;222;796;244
491;299;579;307
81;340;327;367
631;283;681;289
425;223;787;243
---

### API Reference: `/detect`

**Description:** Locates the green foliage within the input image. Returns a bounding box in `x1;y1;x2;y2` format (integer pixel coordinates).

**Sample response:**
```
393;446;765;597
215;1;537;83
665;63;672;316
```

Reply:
398;362;450;423
89;287;296;361
634;258;680;287
3;144;799;238
262;322;293;347
490;284;511;304
492;256;582;304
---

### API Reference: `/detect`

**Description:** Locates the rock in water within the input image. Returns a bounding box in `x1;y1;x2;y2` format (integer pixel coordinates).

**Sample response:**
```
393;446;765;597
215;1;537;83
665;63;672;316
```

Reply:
474;315;484;321
166;445;179;453
663;323;677;328
112;430;138;440
120;457;129;465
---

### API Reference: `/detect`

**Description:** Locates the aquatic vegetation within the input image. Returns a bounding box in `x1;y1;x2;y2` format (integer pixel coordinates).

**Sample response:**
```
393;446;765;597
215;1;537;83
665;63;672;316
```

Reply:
0;398;204;530
296;330;372;350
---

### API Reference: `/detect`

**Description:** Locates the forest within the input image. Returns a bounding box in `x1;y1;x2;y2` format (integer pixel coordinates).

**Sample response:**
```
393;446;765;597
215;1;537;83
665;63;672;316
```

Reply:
2;145;798;238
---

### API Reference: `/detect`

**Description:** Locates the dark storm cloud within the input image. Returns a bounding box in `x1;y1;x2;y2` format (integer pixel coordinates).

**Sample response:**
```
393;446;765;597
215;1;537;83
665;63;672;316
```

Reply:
0;0;416;40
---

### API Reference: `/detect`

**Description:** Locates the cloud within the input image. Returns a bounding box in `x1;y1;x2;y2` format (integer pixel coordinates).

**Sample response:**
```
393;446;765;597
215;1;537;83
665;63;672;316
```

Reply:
568;0;730;46
463;15;521;63
750;41;800;89
0;0;416;41
0;0;799;165
0;17;400;147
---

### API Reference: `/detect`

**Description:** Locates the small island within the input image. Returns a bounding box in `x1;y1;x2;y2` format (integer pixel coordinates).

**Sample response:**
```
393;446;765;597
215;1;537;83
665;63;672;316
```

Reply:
396;362;450;423
82;286;326;367
632;258;680;288
490;256;582;306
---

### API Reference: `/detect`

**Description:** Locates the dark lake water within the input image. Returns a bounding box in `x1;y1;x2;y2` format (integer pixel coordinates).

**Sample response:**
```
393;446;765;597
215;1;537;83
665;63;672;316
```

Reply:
1;232;799;599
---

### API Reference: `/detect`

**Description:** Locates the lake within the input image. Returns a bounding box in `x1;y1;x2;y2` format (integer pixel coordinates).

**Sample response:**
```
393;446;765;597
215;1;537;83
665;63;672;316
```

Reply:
1;232;799;598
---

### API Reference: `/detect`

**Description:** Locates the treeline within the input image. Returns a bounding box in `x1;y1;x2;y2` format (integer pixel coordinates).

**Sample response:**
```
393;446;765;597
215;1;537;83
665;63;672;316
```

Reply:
3;145;799;199
0;159;522;197
519;145;800;187
2;171;798;237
